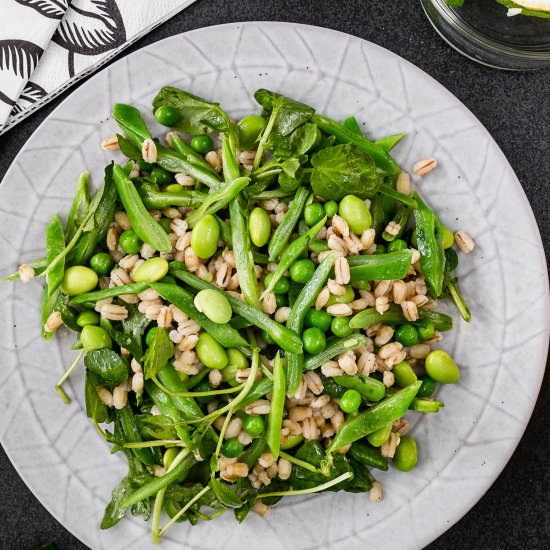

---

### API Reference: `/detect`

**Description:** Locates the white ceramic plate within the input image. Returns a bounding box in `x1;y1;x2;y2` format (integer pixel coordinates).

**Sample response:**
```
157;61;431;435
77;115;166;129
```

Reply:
0;22;547;550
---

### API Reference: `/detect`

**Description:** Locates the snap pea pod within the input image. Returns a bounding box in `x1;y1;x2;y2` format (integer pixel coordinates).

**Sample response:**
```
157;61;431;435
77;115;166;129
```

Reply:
312;114;400;175
262;216;327;298
121;449;196;509
349;441;389;471
238;378;273;409
170;134;220;177
413;191;446;297
309;239;330;253
144;380;192;445
266;353;285;459
251;189;294;201
118;405;156;466
186;176;250;228
410;398;444;413
151;282;249;349
156;365;204;420
286;253;335;394
113;165;172;253
268;186;310;261
139;184;205;209
348;250;412;282
375;132;407;153
332;375;386;402
45;214;65;296
70;282;149;305
170;266;303;354
327;381;422;453
382;207;410;242
303;334;367;371
66;172;90;241
215;215;232;246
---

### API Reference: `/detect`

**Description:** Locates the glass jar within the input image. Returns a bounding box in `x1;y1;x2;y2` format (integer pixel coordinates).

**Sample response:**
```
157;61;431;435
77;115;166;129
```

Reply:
421;0;550;70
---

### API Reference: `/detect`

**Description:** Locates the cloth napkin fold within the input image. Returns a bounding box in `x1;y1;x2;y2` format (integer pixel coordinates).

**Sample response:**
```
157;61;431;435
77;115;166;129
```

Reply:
0;0;197;135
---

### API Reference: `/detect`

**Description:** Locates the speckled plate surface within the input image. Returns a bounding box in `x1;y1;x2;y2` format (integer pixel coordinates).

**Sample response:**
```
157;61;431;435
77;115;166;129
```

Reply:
0;22;547;550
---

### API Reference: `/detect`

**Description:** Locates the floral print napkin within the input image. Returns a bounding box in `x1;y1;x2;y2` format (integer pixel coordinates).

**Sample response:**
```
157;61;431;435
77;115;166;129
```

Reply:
0;0;197;135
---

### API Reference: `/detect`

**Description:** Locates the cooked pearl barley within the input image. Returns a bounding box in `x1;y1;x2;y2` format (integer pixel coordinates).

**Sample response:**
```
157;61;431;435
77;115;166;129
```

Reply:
252;501;271;516
396;171;411;195
175;173;196;186
131;358;142;373
18;263;35;282
111;267;131;286
455;230;475;253
208;369;223;388
128;161;140;179
315;287;330;310
141;138;157;163
311;394;331;408
119;254;140;271
332;215;350;238
409;343;431;359
303;371;324;395
44;311;63;333
370;481;383;503
338;352;358;375
302;417;321;440
375;296;390;315
224;418;243;440
274;307;291;323
261;292;277;315
374;280;393;297
225;462;249;478
381;432;400;458
132;372;144;393
412;157;437;176
321;361;343;377
375;325;395;346
401;301;419;322
97;386;114;407
327;279;346;296
101;304;128;321
115;211;131;231
101;134;119;150
106;225;119;251
383;370;395;387
113;383;128;409
289;406;312;422
238;431;253;446
326;303;353;317
205;150;222;172
277;458;292;480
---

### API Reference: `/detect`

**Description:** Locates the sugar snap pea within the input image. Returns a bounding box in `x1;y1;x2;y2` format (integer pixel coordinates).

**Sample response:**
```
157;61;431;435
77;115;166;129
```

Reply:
139;183;205;209
66;172;90;241
332;375;386;402
348;250;412;282
266;353;285;459
156;365;204;420
349;441;389;471
118;405;156;466
169;134;219;177
303;334;367;371
70;282;149;305
45;214;65;296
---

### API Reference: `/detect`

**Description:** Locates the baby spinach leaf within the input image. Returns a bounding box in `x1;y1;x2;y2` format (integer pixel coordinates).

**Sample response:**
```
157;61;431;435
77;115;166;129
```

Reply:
100;476;133;529
85;370;108;424
84;349;129;384
135;414;177;440
310;144;381;200
290;122;320;155
113;103;151;146
210;478;243;509
116;133;141;160
347;459;374;493
143;328;174;380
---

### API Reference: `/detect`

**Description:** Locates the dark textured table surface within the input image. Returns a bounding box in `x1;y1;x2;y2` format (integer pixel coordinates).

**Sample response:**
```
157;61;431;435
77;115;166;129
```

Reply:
1;1;549;549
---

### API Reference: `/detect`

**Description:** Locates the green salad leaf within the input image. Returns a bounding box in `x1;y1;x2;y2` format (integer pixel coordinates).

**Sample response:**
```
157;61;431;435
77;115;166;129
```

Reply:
143;328;174;380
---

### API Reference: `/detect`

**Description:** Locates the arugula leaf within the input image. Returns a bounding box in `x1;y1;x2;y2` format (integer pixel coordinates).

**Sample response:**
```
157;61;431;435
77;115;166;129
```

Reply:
116;133;141;161
209;478;243;508
100;476;133;529
85;370;108;423
143;328;174;380
310;144;381;200
84;349;129;384
164;483;218;524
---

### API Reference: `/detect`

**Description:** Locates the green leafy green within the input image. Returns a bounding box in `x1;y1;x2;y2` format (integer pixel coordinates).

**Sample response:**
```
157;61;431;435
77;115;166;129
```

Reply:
66;172;90;241
143;328;174;380
84;349;129;384
135;414;177;440
209;478;243;508
164;483;219;524
85;370;108;424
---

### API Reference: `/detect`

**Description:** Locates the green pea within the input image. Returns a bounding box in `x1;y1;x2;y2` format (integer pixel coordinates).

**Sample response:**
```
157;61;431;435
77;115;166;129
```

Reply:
227;348;248;370
442;226;454;249
242;415;265;436
331;317;353;338
89;252;114;276
190;134;213;154
393;435;418;472
61;266;99;296
237;115;267;149
339;194;372;235
80;325;112;351
275;293;289;307
326;285;355;306
304;309;332;332
387;239;408;252
163;447;179;469
134;257;169;283
264;274;290;295
302;327;327;355
158;218;173;233
150;166;173;185
367;422;392;447
393;361;418;387
394;324;419;347
119;229;142;255
221;438;244;458
417;376;437;398
289;258;316;284
339;389;362;414
196;332;228;369
154;105;180;126
323;200;338;218
194;289;232;324
304;203;325;227
165;183;184;193
191;214;220;259
76;310;100;328
425;350;460;384
249;207;271;247
194;379;216;404
417;319;435;341
281;434;304;450
146;327;159;347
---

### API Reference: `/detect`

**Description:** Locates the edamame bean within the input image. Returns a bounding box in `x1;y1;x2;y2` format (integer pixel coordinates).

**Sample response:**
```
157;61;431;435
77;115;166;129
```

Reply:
264;274;290;295
387;239;408;252
304;309;332;332
134;257;169;283
221;439;244;458
442;226;454;249
394;324;419;346
339;194;372;235
417;376;436;398
324;200;338;218
227;348;248;369
89;252;113;276
76;310;100;328
237;115;267;149
81;325;112;350
242;415;265;436
425;350;460;384
119;229;142;254
331;317;353;338
190;135;213;154
417;319;435;341
249;207;271;247
366;422;392;447
290;258;315;283
191;214;220;259
154;105;180;126
393;361;418;387
196;332;228;369
61;266;99;296
302;327;327;355
339;389;362;414
304;203;325;227
194;288;232;324
393;435;418;472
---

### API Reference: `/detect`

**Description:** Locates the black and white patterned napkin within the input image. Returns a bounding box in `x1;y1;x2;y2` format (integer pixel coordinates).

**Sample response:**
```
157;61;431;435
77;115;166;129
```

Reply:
0;0;197;135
